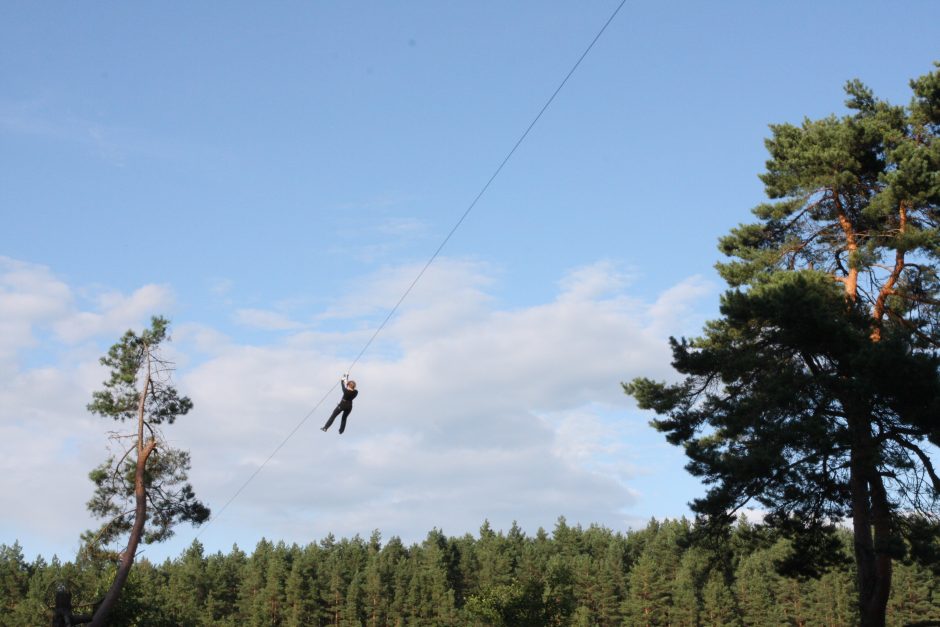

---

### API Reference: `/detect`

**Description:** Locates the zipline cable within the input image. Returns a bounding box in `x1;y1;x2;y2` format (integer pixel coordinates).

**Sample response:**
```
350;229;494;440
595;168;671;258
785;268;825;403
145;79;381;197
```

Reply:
196;0;627;539
343;0;628;376
194;381;340;540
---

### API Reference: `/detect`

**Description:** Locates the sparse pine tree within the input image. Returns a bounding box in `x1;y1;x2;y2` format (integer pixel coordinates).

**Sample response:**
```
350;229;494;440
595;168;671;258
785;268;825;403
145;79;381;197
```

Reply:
84;316;209;627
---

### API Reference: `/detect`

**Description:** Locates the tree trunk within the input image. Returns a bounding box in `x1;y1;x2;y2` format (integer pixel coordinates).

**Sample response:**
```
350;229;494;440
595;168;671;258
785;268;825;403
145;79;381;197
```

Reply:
88;440;156;627
89;349;154;627
834;193;860;302
836;191;894;626
867;472;894;624
52;587;94;626
871;203;908;342
849;411;892;627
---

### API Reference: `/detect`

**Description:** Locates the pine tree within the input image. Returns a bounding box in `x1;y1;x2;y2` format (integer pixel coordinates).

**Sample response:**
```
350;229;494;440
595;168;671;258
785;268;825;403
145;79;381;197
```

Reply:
239;538;274;626
734;544;786;626
123;558;173;626
323;554;347;627
83;316;209;626
624;551;667;626
258;541;291;625
886;561;940;626
700;569;740;627
808;567;857;627
622;522;684;626
777;576;811;627
362;556;386;627
164;540;208;625
541;552;576;625
205;545;246;625
284;544;321;627
476;520;513;589
6;551;50;627
386;538;412;627
670;547;707;627
566;525;616;624
627;64;940;627
0;542;30;616
596;531;628;626
340;570;365;627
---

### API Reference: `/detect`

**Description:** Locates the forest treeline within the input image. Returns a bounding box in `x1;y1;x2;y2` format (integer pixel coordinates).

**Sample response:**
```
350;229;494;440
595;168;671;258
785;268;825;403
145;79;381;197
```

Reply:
3;517;939;626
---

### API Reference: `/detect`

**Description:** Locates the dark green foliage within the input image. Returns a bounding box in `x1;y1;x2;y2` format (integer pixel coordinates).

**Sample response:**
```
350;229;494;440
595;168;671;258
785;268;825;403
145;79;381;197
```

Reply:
735;542;788;626
7;519;940;626
164;541;209;624
85;449;209;548
886;561;938;627
701;568;740;627
628;271;883;569
0;542;29;614
901;516;940;577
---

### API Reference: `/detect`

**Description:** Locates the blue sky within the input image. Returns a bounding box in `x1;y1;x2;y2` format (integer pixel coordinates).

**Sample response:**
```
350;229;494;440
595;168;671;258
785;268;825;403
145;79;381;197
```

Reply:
2;1;938;561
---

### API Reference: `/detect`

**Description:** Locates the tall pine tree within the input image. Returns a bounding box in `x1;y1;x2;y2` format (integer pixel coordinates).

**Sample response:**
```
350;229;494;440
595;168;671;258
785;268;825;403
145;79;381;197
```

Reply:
83;316;209;626
626;64;940;627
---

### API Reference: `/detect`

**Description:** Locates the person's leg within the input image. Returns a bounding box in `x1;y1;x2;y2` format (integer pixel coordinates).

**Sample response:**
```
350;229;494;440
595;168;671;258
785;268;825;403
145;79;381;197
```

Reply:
322;405;342;431
338;408;352;434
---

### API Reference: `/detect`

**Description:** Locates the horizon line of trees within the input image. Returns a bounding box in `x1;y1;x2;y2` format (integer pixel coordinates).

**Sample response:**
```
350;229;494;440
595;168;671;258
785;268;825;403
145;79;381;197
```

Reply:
3;516;940;626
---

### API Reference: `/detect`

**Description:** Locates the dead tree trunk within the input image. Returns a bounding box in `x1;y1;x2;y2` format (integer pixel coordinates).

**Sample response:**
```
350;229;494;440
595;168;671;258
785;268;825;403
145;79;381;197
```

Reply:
52;587;93;626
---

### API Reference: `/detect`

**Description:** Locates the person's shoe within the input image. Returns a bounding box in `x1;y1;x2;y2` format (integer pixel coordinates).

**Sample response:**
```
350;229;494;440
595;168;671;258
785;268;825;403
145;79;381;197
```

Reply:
321;426;328;432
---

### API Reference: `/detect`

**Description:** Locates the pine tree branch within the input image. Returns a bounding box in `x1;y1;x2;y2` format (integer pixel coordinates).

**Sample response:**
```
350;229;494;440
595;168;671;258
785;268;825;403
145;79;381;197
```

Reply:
891;437;940;495
85;508;137;549
109;442;138;486
884;307;940;348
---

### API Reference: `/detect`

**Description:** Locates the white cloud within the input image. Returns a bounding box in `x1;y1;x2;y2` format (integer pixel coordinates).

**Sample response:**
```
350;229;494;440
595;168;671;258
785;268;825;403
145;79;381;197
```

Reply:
0;362;107;556
318;258;496;324
54;284;174;343
0;257;73;366
174;323;233;356
0;258;178;556
170;259;708;553
1;256;713;560
647;274;715;336
0;258;169;379
557;260;634;302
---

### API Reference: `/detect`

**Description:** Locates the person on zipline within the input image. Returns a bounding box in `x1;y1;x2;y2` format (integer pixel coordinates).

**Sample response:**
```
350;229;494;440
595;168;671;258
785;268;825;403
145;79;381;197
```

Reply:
321;374;358;434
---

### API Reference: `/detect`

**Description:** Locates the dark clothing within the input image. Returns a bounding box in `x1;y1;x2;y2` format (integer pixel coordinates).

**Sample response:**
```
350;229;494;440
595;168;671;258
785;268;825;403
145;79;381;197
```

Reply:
322;380;358;434
340;383;358;405
323;404;351;433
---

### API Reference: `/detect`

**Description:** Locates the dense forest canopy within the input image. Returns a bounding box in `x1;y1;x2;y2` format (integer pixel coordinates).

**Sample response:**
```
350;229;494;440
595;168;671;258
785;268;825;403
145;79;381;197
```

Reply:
3;518;940;626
